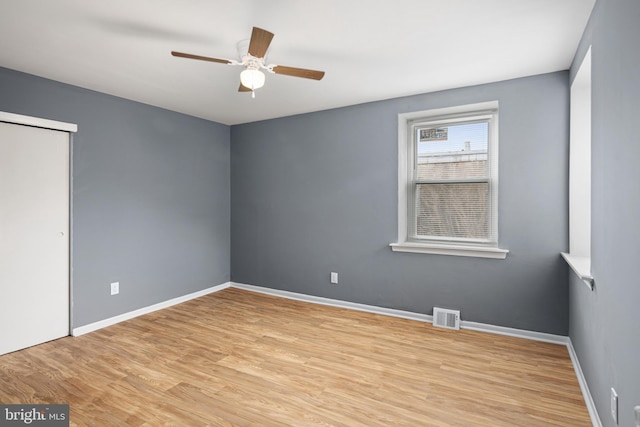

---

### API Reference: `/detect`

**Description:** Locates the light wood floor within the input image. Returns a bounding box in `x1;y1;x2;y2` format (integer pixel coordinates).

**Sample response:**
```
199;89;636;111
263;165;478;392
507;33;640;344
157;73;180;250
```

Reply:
0;288;591;426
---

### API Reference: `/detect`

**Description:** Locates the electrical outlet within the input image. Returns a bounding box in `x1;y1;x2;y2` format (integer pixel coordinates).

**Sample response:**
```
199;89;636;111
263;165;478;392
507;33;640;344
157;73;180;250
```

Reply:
611;388;618;424
110;281;119;296
330;272;338;284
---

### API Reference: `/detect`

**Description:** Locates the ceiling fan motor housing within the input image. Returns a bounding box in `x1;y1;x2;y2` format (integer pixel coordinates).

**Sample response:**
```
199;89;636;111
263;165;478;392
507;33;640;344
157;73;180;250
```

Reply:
172;27;325;94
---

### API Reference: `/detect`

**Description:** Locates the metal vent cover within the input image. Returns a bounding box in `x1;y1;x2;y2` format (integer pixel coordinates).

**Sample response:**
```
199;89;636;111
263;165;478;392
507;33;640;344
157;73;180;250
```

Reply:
433;307;460;330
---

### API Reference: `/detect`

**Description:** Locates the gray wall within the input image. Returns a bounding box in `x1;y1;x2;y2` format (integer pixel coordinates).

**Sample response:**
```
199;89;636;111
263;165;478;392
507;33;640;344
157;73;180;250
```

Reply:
8;9;637;421
569;0;640;425
231;71;570;335
0;67;231;328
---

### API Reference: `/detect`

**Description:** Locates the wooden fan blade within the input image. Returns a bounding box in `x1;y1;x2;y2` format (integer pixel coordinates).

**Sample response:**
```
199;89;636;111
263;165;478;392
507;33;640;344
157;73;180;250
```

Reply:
171;51;231;64
248;27;274;58
272;65;325;80
238;84;252;92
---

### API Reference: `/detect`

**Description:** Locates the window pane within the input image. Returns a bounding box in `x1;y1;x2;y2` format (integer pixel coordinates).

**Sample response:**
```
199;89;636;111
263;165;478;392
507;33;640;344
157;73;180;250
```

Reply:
416;122;488;180
415;182;489;239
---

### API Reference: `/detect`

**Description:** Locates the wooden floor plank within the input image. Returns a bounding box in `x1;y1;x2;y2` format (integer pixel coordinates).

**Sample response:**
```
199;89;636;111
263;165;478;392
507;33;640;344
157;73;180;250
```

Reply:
0;288;591;426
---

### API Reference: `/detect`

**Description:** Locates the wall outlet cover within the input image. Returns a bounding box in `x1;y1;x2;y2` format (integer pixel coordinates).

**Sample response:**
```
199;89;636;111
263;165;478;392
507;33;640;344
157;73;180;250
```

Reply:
110;281;119;295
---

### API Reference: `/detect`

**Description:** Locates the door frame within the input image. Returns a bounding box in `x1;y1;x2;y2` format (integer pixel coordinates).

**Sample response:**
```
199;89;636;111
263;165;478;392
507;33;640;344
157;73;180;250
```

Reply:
0;111;77;334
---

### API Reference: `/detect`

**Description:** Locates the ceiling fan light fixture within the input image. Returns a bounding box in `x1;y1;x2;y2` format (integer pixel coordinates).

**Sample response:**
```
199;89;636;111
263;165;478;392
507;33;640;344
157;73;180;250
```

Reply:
171;27;325;98
240;68;265;90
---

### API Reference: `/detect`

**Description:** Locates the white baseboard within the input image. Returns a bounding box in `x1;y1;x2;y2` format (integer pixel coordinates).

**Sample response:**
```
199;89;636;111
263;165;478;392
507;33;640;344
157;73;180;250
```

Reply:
231;282;433;323
231;282;568;344
567;340;602;427
461;320;569;345
230;282;600;427
71;282;231;336
69;280;601;427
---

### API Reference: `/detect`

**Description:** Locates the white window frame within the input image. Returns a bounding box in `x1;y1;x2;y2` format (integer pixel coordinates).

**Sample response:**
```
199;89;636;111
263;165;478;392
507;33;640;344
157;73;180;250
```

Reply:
390;101;508;259
561;46;593;289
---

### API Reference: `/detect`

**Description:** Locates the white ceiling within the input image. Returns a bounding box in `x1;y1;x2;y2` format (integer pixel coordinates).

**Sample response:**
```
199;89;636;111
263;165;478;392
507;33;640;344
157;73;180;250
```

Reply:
0;0;594;125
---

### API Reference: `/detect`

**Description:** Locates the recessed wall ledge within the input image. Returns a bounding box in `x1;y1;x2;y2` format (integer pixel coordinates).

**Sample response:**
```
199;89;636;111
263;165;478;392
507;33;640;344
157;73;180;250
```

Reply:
561;252;594;290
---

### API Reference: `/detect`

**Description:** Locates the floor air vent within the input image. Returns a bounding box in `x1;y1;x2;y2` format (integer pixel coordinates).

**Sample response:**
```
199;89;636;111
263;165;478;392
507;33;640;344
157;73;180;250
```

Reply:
433;307;460;330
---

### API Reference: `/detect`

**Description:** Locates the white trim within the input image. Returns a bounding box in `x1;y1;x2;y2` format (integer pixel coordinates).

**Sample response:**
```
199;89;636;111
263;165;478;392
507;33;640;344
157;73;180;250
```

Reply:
569;46;592;261
397;115;409;243
461;321;569;345
1;111;77;339
561;252;594;289
394;101;507;259
231;282;433;323
231;282;599;426
0;111;77;133
398;101;501;123
71;282;231;336
567;339;602;427
69;280;600;427
231;282;602;427
390;242;508;259
231;282;566;343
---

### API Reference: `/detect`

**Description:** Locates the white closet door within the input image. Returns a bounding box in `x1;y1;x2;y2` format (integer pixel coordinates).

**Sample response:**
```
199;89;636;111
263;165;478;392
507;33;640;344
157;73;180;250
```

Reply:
0;121;70;355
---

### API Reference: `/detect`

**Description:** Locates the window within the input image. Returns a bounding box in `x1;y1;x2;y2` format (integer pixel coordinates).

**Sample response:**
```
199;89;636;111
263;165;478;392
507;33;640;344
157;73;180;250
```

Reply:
562;46;593;288
391;101;508;259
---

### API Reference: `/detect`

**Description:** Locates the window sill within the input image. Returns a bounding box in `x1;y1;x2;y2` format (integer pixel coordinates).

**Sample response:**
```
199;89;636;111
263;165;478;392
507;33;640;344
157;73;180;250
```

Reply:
390;242;509;259
561;252;594;290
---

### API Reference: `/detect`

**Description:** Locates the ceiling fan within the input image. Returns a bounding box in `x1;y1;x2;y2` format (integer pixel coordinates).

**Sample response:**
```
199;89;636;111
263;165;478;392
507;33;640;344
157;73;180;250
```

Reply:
171;27;325;98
